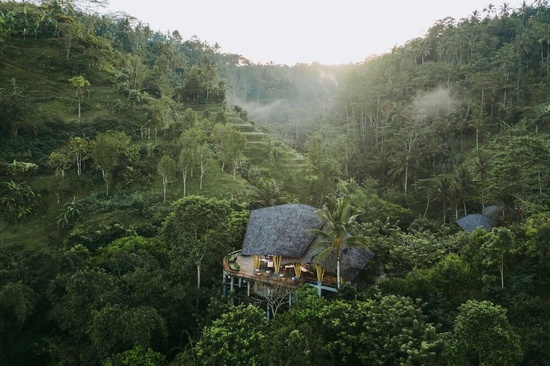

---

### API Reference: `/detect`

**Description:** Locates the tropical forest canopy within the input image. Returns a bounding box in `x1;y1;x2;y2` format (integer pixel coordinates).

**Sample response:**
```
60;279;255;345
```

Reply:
1;0;550;365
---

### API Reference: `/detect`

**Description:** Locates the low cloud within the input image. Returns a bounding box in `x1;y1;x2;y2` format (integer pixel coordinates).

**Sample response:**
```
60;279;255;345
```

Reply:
227;96;286;123
413;87;457;118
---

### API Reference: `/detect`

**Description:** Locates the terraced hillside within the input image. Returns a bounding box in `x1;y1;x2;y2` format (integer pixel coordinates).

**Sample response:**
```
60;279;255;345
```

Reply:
226;106;307;191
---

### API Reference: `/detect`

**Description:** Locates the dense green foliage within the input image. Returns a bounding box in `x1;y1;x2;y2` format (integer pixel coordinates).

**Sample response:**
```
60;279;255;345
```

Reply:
2;1;550;365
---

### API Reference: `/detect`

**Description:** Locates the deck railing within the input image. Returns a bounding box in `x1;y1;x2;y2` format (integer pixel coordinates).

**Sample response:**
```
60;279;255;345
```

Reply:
223;250;339;289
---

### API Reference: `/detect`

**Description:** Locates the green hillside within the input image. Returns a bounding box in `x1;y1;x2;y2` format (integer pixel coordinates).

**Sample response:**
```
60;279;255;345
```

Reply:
2;2;550;365
0;2;312;250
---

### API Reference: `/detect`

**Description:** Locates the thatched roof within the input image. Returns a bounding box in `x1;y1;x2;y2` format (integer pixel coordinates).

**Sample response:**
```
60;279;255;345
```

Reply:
456;213;495;233
338;247;375;280
241;203;374;281
302;238;375;281
482;205;504;220
241;204;323;257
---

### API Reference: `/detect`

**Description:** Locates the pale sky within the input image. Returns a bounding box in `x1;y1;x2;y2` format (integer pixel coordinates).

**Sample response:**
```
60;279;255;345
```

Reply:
105;0;527;65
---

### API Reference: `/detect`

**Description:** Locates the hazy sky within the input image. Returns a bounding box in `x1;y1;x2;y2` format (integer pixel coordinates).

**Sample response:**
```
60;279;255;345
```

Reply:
106;0;526;65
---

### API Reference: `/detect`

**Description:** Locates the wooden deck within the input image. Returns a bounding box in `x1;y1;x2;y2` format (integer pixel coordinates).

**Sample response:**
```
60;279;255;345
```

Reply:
223;250;339;290
224;252;300;288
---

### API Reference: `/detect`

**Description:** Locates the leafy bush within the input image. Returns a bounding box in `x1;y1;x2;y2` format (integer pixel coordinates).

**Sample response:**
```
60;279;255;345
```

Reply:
84;192;149;217
64;223;137;252
0;180;41;222
227;254;240;271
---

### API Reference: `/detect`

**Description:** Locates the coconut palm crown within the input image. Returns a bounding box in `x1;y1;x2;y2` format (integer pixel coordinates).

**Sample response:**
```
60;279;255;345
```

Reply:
310;196;368;289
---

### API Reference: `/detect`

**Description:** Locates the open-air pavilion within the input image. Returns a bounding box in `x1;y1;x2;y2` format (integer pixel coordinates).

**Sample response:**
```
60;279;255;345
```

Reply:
222;204;374;300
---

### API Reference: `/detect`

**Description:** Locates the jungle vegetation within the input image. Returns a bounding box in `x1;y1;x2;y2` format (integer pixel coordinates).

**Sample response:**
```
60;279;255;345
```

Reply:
1;0;550;365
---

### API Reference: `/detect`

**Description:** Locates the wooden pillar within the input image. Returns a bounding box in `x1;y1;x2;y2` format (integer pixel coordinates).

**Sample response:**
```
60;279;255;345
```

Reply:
230;276;234;292
315;264;325;281
247;281;251;296
273;256;282;274
293;263;302;278
315;264;325;297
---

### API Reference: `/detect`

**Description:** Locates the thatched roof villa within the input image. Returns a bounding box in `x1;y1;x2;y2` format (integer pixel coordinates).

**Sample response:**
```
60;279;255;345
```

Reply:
222;203;374;299
456;213;496;233
456;205;509;233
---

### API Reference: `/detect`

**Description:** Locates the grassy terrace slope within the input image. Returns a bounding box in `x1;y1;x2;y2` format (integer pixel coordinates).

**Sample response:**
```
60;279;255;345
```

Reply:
0;37;311;247
195;103;307;164
202;105;309;189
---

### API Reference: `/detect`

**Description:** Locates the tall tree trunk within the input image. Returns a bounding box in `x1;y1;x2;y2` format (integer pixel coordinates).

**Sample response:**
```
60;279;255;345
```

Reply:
336;257;341;289
182;170;187;196
196;263;201;312
76;152;82;175
101;169;109;195
404;160;409;197
195;257;203;311
197;262;201;289
423;193;433;218
200;162;207;190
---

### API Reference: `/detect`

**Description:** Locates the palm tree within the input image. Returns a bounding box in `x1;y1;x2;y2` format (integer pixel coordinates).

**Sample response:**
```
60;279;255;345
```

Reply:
453;166;477;217
435;174;455;223
310;197;368;289
483;3;496;19
417;39;431;64
473;150;493;207
469;10;481;23
499;2;511;17
253;178;284;208
199;55;218;100
408;38;430;65
68;75;90;123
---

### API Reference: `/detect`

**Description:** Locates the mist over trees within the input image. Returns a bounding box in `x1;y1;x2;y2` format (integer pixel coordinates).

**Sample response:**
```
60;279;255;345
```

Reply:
225;2;550;215
1;1;550;365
